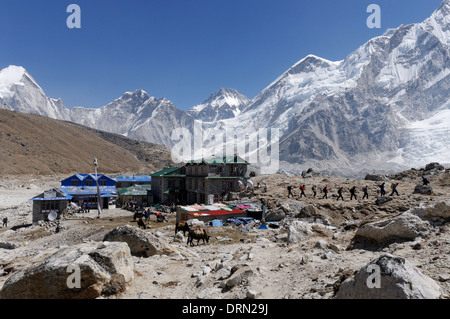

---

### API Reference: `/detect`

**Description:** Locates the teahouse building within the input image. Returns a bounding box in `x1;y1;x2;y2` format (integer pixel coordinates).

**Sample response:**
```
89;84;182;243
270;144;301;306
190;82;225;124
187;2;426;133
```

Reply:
117;184;153;207
113;175;152;189
60;174;117;209
30;188;72;224
151;154;250;205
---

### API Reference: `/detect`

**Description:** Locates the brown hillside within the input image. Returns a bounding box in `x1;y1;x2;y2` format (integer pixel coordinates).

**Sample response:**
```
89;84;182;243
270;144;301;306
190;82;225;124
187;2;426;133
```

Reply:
0;109;173;175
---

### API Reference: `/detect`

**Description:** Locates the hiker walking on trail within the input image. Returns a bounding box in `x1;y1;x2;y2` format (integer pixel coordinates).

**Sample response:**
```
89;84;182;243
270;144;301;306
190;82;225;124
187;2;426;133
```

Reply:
312;185;317;198
422;176;430;186
350;186;357;200
322;186;328;199
379;183;386;197
287;185;293;198
299;185;306;198
336;187;344;201
362;186;369;200
390;182;400;196
2;217;7;227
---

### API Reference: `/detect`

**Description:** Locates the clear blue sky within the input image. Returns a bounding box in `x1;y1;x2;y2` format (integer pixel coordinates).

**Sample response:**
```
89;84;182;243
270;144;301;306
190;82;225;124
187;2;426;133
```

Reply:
0;0;444;110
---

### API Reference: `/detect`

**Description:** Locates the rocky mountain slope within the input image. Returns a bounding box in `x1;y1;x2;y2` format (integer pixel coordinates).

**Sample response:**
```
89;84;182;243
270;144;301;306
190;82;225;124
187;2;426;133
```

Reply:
0;108;173;175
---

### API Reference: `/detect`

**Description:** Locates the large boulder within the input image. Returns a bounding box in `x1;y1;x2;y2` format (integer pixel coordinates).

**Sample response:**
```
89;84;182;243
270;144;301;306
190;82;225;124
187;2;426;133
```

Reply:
103;225;174;257
295;205;319;218
425;162;444;172
410;200;450;219
335;254;442;299
355;212;432;244
375;196;393;206
264;209;285;222
0;242;134;299
413;185;433;195
287;220;314;243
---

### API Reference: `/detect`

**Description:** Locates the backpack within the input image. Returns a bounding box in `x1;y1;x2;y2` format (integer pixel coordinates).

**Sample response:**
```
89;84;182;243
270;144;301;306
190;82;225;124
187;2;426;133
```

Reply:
390;183;395;190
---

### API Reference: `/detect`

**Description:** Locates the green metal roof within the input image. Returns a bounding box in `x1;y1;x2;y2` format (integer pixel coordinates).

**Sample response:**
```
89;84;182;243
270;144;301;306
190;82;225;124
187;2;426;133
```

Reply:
151;167;182;177
188;155;249;165
117;185;152;196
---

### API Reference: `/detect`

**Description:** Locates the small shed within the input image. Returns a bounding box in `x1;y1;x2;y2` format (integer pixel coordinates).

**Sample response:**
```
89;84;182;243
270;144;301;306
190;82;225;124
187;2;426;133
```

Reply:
30;188;72;224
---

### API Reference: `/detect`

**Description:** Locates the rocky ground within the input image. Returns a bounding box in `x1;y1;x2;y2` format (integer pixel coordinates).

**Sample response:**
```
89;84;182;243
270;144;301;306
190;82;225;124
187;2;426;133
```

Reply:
0;164;449;300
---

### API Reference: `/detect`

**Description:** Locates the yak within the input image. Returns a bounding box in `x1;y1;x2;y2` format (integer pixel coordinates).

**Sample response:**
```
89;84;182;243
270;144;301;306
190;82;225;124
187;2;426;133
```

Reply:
175;221;190;236
187;227;210;247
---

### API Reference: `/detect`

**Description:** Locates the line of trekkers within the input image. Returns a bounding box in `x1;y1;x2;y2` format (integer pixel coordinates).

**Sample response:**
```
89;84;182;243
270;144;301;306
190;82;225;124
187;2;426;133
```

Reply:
287;181;404;201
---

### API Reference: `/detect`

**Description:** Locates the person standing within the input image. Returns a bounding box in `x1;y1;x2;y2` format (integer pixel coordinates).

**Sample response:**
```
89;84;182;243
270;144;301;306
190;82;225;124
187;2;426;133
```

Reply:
350;186;357;200
362;186;369;200
312;185;317;198
322;186;328;199
2;217;7;227
336;187;344;201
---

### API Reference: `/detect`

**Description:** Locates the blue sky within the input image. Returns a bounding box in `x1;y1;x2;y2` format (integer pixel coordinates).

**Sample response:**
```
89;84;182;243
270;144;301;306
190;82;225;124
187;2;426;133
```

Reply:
0;0;444;110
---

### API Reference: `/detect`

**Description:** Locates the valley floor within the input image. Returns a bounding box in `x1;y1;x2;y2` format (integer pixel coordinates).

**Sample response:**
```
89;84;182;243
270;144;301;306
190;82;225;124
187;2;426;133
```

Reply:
0;169;449;300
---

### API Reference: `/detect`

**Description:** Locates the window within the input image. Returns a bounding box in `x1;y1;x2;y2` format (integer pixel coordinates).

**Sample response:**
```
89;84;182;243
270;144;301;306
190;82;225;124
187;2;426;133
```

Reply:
71;179;79;186
86;180;93;186
222;181;234;191
41;200;58;213
230;165;244;176
99;179;107;186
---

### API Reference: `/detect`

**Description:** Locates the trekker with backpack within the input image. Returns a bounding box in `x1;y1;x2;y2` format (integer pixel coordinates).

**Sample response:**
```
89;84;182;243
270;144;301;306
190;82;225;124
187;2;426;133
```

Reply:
379;183;386;197
322;186;328;199
336;187;344;201
299;185;306;198
362;186;369;200
390;182;400;196
350;186;357;200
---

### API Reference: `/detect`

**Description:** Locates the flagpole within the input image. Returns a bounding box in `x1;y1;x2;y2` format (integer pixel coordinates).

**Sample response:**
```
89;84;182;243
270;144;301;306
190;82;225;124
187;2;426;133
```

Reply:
93;157;103;218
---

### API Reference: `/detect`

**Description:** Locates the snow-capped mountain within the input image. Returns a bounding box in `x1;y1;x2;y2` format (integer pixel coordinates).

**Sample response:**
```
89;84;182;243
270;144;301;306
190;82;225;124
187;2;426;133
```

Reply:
69;89;194;148
216;0;450;174
0;66;70;121
188;88;249;122
1;0;449;176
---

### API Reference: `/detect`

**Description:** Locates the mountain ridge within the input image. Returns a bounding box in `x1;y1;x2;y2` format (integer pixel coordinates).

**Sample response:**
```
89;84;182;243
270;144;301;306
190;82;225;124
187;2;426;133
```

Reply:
1;0;449;176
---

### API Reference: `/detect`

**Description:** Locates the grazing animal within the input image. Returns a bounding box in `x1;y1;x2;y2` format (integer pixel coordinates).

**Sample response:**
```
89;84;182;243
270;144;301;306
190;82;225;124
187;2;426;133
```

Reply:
175;222;190;236
187;227;210;247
